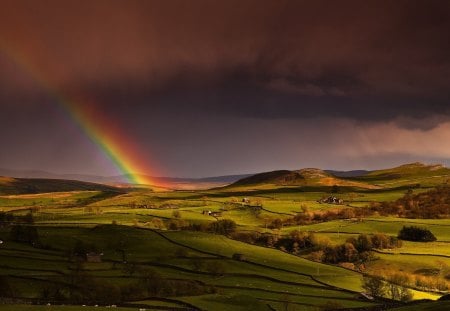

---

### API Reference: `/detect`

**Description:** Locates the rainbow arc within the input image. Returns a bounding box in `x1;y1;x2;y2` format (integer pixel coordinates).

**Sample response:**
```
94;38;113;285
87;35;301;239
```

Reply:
0;43;158;186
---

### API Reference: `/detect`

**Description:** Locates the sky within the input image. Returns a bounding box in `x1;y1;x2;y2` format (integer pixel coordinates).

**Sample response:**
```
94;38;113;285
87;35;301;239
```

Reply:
1;0;450;178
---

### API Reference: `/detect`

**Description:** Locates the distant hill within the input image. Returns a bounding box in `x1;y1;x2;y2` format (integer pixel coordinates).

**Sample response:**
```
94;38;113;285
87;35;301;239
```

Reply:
0;168;251;189
230;162;450;190
231;168;378;189
0;176;119;195
352;162;450;187
2;162;448;192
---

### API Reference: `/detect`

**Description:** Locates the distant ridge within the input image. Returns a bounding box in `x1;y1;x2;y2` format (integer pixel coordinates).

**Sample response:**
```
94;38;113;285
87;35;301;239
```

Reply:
0;176;119;195
2;162;448;192
231;168;376;188
230;162;449;189
0;168;251;189
352;162;450;185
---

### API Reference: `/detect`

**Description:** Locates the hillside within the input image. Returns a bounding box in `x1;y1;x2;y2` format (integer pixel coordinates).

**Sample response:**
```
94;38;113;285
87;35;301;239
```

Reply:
231;168;379;189
0;176;119;195
1;163;449;309
352;162;450;187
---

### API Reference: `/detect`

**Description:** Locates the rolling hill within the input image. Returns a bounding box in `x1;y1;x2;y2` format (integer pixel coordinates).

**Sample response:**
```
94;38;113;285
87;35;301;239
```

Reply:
351;162;450;188
229;163;450;190
1;162;450;310
230;168;378;189
0;176;119;195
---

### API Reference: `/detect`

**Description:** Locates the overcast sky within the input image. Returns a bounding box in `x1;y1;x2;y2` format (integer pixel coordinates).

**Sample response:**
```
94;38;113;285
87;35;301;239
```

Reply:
1;0;450;177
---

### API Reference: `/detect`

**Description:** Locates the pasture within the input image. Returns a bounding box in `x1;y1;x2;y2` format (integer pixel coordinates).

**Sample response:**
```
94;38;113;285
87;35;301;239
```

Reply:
1;165;450;310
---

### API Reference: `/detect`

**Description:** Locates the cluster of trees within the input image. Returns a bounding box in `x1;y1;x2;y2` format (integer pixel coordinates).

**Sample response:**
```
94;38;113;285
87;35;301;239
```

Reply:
362;276;412;301
370;186;450;218
230;230;400;266
363;267;450;299
187;219;237;236
131;217;238;235
321;233;401;264
398;226;437;242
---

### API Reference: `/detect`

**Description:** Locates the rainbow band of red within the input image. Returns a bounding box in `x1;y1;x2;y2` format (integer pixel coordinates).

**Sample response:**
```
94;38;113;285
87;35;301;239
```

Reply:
0;43;156;186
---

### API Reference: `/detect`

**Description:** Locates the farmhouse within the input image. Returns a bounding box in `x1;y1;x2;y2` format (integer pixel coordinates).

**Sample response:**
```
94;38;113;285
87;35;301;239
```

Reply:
319;196;344;205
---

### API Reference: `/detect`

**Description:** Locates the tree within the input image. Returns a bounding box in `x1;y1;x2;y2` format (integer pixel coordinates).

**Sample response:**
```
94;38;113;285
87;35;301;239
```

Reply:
269;218;283;230
150;218;165;229
398;226;437;242
387;283;412;301
355;234;373;252
209;219;236;235
362;276;386;297
172;210;181;218
342;242;359;262
371;233;389;249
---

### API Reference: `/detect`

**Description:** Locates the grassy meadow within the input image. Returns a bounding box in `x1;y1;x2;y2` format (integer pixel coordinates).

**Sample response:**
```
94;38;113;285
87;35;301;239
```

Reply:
1;163;450;310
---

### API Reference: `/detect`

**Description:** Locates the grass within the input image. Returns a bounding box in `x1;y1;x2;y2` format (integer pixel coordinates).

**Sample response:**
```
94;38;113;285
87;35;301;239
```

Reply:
2;165;450;309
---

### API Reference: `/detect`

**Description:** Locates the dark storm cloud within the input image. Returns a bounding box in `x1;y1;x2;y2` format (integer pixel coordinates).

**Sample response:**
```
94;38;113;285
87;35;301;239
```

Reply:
1;0;450;127
2;0;450;177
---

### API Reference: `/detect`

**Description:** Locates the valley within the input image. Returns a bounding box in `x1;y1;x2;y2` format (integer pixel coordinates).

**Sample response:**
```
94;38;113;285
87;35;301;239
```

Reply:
1;163;450;310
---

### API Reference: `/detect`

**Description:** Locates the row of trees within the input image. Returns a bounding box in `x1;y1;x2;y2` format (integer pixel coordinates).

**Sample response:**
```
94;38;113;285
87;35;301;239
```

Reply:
229;230;401;266
320;233;401;264
187;219;237;235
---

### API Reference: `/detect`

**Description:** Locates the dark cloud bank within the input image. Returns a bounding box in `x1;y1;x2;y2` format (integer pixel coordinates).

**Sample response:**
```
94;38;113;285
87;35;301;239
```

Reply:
1;0;450;176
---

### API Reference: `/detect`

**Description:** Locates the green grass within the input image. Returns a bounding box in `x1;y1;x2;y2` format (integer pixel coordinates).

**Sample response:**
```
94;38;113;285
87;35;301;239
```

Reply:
2;170;450;309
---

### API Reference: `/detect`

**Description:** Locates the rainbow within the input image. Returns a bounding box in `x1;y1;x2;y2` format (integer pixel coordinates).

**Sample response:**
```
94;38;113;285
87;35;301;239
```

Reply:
0;43;159;187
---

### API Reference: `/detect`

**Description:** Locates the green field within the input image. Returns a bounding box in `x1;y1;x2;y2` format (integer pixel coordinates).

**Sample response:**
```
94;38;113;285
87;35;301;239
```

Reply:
1;163;450;310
